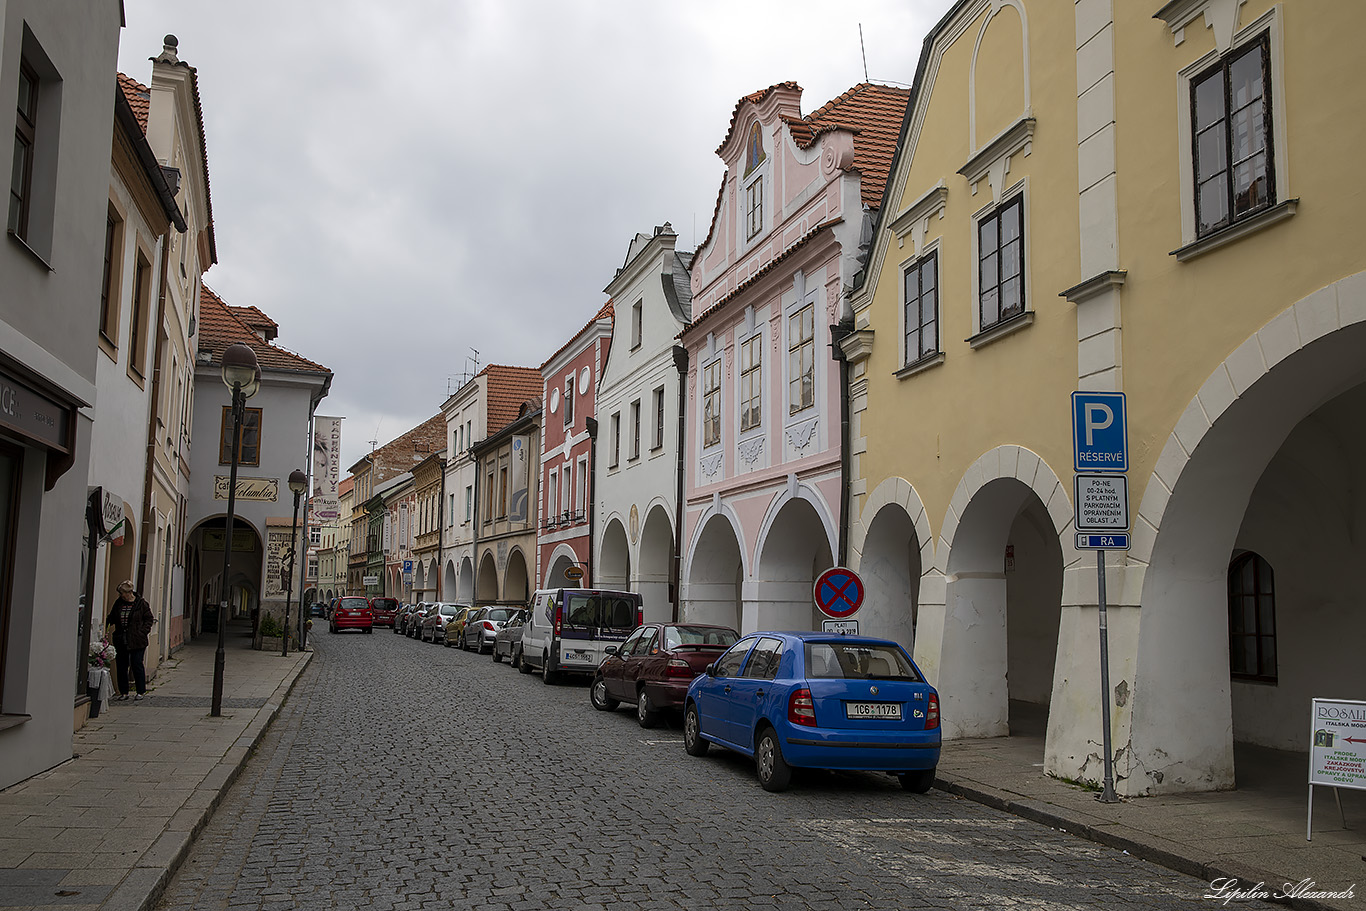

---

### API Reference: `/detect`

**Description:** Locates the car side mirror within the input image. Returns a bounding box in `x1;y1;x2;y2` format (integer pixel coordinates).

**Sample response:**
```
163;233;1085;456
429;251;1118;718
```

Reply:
705;664;716;677
604;646;617;655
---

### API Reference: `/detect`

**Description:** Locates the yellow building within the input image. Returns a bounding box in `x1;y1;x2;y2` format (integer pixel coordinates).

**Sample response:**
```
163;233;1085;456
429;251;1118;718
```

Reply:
846;0;1366;794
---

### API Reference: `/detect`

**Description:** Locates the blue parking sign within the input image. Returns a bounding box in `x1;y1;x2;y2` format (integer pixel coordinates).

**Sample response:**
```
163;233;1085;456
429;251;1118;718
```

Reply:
1072;391;1127;473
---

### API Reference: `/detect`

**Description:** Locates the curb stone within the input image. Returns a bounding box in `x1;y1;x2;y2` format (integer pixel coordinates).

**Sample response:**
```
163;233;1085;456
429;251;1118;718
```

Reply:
100;651;312;911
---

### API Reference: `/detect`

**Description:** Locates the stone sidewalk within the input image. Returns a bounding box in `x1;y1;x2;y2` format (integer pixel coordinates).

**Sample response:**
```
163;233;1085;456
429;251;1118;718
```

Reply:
0;631;310;911
936;730;1363;911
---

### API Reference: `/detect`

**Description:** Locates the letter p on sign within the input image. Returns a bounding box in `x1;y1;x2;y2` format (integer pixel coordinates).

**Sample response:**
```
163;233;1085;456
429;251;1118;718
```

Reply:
1084;403;1113;445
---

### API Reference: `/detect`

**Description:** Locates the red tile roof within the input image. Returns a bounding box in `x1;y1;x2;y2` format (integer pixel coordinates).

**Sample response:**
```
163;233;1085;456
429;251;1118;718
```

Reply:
198;284;331;376
338;476;354;497
484;365;544;436
227;305;278;330
539;299;615;371
117;73;150;133
780;82;912;209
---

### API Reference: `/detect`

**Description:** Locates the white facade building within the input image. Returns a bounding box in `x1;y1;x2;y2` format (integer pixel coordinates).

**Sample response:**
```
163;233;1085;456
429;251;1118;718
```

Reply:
595;225;693;622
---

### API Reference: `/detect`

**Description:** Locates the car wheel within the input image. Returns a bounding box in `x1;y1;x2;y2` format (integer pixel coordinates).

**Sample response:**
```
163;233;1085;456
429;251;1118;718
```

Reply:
590;676;619;712
635;689;660;728
684;703;709;757
491;645;501;663
541;652;557;685
900;768;936;794
516;647;530;674
756;728;792;792
365;627;372;634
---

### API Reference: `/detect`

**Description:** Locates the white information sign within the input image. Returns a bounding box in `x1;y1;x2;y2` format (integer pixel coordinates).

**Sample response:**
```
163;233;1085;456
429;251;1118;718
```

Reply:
821;619;859;636
362;575;380;586
1310;698;1366;790
1074;474;1129;531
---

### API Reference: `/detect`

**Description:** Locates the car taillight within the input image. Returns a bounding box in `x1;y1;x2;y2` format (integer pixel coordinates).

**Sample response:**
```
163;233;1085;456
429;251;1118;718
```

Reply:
788;688;817;727
482;621;495;631
665;658;692;678
637;605;643;626
553;604;561;638
926;692;939;730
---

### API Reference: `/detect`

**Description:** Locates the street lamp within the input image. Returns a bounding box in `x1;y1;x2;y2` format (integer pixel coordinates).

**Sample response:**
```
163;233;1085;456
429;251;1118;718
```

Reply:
212;342;260;717
283;469;307;657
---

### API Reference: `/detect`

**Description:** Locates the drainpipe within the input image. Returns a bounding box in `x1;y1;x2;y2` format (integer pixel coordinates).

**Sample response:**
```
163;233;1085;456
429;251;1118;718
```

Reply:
585;416;598;587
829;319;853;567
470;454;480;604
671;344;689;622
437;456;445;600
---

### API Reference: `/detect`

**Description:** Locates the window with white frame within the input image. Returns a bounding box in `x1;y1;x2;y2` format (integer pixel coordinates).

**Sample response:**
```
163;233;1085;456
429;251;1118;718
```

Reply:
740;334;762;431
575;456;587;517
610;412;621;467
743;122;766;240
1192;32;1274;238
563;378;574;427
547;469;558;524
631;301;643;349
561;462;571;519
652;386;665;450
703;360;721;448
977;194;1024;331
465;485;472;522
903;250;939;365
788;305;814;414
629;399;641;460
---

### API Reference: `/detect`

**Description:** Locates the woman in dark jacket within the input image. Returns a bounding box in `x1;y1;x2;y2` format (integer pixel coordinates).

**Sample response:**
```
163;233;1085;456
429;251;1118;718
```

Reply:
106;581;155;700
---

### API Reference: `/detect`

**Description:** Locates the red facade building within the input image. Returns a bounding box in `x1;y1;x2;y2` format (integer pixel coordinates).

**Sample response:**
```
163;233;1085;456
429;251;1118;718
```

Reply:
538;302;614;589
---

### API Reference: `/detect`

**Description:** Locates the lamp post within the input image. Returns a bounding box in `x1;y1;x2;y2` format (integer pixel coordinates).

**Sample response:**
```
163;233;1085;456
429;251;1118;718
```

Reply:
283;469;307;657
212;342;260;718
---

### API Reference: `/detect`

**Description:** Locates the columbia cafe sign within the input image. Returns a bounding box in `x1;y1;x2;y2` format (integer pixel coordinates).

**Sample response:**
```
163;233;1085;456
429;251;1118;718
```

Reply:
214;475;278;502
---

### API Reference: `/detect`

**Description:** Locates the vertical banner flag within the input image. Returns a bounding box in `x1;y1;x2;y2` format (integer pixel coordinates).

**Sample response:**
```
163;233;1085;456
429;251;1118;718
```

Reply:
510;436;529;522
312;416;342;521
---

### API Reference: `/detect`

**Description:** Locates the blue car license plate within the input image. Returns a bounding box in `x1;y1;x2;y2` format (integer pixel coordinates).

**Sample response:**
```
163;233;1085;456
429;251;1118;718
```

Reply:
846;702;902;720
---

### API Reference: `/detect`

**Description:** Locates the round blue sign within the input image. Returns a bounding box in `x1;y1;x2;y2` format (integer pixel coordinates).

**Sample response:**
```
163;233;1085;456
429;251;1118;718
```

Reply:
814;567;865;619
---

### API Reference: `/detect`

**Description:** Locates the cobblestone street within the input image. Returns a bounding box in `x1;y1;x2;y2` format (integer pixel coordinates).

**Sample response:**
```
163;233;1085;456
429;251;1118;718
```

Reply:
155;630;1270;911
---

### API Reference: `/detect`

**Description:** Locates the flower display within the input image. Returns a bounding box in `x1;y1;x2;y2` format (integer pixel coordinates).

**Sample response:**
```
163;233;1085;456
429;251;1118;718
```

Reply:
89;638;116;668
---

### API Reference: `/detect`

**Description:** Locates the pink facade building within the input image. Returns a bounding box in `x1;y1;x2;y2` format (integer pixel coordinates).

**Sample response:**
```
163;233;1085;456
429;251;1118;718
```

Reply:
538;302;614;589
679;82;910;634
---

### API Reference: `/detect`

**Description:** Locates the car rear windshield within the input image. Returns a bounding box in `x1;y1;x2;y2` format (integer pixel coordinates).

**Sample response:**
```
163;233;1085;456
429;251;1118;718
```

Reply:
484;608;515;622
563;592;639;633
372;598;399;611
664;626;739;650
439;605;460;617
338;598;369;611
804;642;920;681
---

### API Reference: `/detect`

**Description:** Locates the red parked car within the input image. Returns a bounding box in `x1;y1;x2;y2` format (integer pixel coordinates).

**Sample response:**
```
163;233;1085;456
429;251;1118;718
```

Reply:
590;623;740;727
329;596;373;634
369;597;400;629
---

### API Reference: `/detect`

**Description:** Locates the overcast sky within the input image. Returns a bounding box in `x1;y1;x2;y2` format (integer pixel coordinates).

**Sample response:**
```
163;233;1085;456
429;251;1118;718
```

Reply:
118;0;954;470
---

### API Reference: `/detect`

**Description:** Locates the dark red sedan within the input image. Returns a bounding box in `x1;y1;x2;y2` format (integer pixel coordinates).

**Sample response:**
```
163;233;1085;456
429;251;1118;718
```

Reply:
369;597;400;629
590;623;740;727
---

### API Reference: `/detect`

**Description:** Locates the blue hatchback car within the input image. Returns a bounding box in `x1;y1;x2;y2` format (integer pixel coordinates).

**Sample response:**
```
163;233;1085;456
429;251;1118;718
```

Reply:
683;631;940;792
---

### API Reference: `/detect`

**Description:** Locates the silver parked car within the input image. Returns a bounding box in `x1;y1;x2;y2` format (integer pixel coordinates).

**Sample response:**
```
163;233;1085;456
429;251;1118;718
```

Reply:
491;608;527;663
423;603;464;644
462;606;516;653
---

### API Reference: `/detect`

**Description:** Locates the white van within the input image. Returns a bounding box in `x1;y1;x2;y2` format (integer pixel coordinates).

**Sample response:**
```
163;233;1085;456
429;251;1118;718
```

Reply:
518;588;641;683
